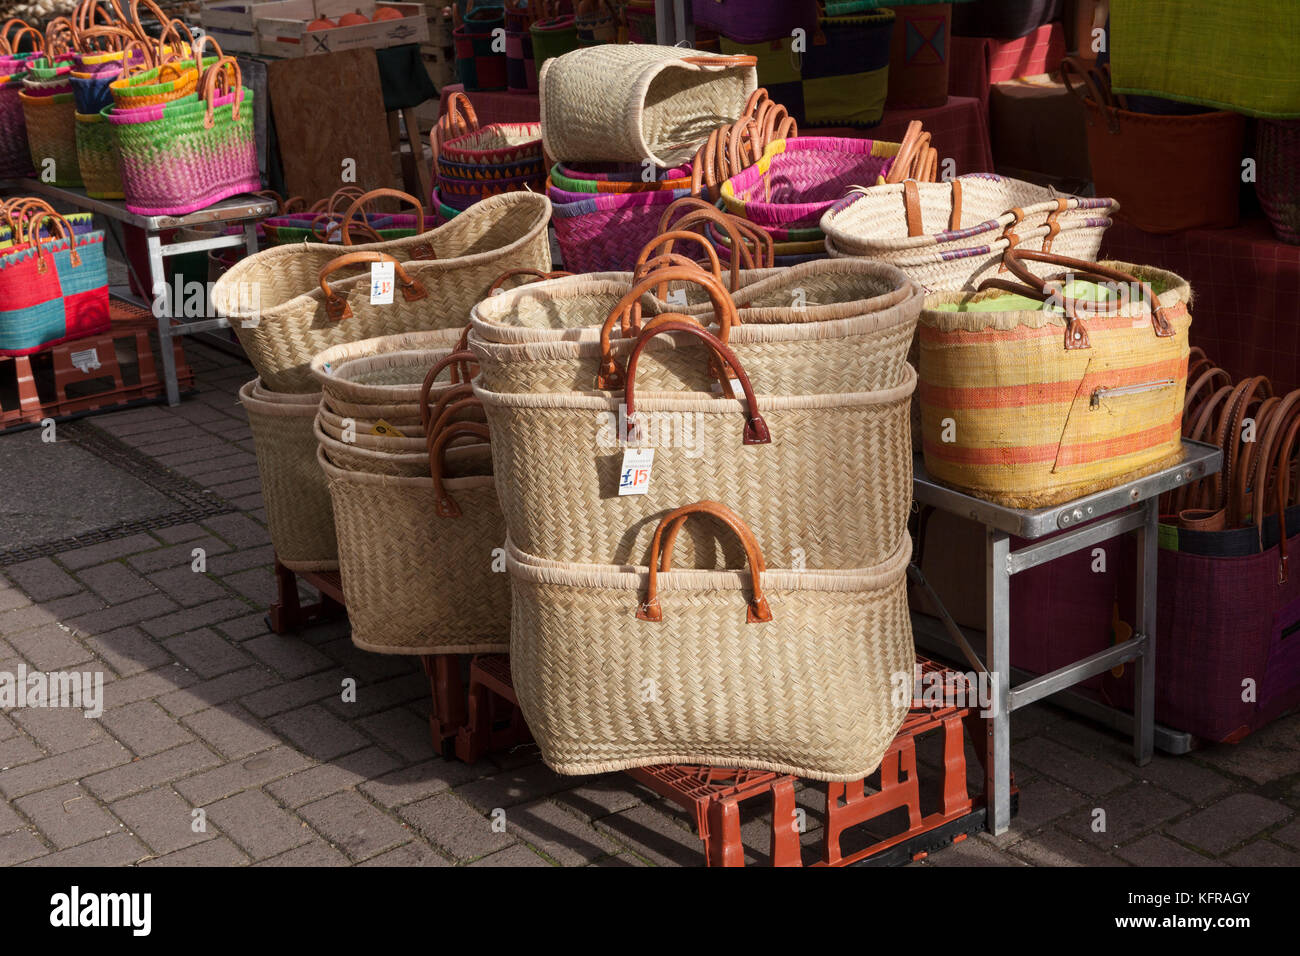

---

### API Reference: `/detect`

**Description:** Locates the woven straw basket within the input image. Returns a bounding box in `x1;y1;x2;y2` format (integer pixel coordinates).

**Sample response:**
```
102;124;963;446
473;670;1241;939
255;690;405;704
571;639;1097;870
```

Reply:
314;420;432;478
239;379;337;571
316;405;428;440
918;254;1192;508
507;501;914;780
468;259;923;397
310;328;467;412
317;443;509;655
20;90;81;186
821;174;1119;292
212;192;551;393
474;325;916;569
74;110;123;198
539;46;757;167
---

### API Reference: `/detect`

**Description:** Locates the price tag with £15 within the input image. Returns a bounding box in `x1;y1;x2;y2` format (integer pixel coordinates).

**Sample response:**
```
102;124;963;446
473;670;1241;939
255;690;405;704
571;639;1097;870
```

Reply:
370;260;395;305
618;447;654;496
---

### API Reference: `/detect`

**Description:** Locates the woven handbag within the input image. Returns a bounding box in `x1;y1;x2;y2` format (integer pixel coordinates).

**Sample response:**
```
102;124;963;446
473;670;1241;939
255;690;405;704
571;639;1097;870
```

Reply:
108;56;260;217
317;384;508;655
878;1;956;110
821;173;1118;291
529;11;580;73
212;191;551;392
719;8;894;127
472;311;916;570
309;327;467;417
691;0;819;43
239;379;337;571
504;0;537;93
540;47;758;168
575;0;617;44
918;250;1191;508
551;161;693;194
550;185;695;273
454;2;507;92
720;137;905;230
1061;58;1245;234
0;70;32;177
507;499;914;779
468;258;922;397
0;210;108;356
74;109;123;198
1256;119;1299;244
19;88;81;185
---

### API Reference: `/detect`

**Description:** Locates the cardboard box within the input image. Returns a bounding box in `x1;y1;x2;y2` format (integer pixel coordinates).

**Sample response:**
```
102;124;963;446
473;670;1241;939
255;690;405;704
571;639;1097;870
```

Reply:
200;0;301;53
256;0;429;58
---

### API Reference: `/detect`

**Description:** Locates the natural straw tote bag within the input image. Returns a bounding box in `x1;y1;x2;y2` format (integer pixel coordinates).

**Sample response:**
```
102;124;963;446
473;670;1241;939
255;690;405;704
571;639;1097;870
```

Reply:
314;420;433;478
212;191;551;393
19;89;81;185
506;499;914;780
238;379;338;571
539;46;758;168
821;174;1118;292
317;415;509;656
918;250;1192;508
468;258;923;397
473;317;916;570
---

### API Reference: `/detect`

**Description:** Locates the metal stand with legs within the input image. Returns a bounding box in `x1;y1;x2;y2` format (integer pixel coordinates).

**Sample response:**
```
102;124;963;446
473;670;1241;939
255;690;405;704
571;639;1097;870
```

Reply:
1;181;273;405
909;439;1221;835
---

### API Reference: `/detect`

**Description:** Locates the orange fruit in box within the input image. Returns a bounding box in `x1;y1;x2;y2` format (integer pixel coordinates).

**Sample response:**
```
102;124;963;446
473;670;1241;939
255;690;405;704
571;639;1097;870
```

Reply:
307;16;337;29
373;6;405;19
338;9;371;24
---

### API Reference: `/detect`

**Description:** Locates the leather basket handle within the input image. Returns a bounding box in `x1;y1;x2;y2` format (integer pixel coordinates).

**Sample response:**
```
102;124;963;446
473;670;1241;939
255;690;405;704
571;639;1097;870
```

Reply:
598;266;738;390
430;421;490;518
637;499;772;624
340;188;427;249
318;252;426;320
624;318;770;446
419;349;480;433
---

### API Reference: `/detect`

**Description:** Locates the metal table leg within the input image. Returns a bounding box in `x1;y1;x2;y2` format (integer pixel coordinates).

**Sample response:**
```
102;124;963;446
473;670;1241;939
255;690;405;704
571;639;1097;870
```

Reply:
985;529;1012;835
1133;498;1158;766
146;231;180;406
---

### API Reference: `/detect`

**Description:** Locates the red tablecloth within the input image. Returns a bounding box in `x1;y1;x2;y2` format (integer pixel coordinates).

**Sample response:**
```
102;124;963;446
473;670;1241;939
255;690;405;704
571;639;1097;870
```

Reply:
949;22;1067;107
439;86;994;175
1102;218;1300;394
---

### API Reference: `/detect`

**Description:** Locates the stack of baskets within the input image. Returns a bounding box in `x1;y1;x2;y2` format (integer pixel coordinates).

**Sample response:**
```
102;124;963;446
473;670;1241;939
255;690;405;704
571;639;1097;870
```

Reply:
210;191;553;641
309;329;512;655
432;91;545;220
463;233;927;780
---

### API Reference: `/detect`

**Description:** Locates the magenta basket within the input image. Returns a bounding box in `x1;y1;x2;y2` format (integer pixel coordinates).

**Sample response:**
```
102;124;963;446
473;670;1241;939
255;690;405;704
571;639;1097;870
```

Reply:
690;0;819;43
549;185;693;273
719;136;902;229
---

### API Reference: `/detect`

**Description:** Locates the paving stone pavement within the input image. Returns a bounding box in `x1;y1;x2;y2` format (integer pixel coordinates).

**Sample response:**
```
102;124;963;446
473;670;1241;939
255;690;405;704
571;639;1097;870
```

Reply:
0;343;1297;867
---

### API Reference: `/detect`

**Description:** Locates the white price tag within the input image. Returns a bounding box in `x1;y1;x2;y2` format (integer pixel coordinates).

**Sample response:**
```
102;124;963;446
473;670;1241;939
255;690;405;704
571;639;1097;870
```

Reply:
617;447;654;496
370;260;395;305
665;289;688;307
70;348;100;373
711;378;743;397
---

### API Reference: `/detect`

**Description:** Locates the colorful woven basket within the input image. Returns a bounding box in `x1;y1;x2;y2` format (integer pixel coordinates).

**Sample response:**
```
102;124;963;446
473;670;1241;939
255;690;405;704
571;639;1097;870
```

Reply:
107;57;260;216
1256;118;1299;244
74;110;124;198
0;70;32;176
20;89;81;185
918;252;1191;507
551;161;693;194
720;136;901;229
549;184;694;273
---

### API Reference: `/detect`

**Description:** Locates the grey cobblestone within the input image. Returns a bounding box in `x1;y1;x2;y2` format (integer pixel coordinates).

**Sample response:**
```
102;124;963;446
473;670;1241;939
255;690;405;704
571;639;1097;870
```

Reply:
15;782;122;849
112;787;214;856
297;792;412;861
173;747;313;806
82;741;223;802
203;789;312;860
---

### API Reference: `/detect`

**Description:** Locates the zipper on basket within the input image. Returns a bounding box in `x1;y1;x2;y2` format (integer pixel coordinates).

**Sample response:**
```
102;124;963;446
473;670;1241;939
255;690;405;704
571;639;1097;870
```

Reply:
1090;380;1175;409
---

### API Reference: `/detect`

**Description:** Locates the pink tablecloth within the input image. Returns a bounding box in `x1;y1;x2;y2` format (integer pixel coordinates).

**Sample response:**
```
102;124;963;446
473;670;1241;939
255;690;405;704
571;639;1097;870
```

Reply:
949;22;1067;107
440;86;995;176
1102;218;1300;394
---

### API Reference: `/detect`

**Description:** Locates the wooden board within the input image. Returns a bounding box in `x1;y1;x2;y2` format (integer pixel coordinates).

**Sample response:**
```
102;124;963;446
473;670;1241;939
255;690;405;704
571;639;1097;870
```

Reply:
267;48;398;206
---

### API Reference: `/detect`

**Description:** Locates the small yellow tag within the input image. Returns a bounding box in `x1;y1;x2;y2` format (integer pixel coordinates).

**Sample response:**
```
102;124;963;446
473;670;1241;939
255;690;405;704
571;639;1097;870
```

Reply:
369;419;405;438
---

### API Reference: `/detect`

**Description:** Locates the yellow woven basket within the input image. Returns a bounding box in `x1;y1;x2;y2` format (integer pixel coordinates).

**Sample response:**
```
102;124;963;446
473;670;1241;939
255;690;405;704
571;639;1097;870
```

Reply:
918;253;1192;508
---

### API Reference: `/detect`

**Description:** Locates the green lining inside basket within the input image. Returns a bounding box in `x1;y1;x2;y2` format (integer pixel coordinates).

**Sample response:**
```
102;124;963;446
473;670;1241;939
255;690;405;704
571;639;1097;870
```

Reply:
934;278;1172;314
